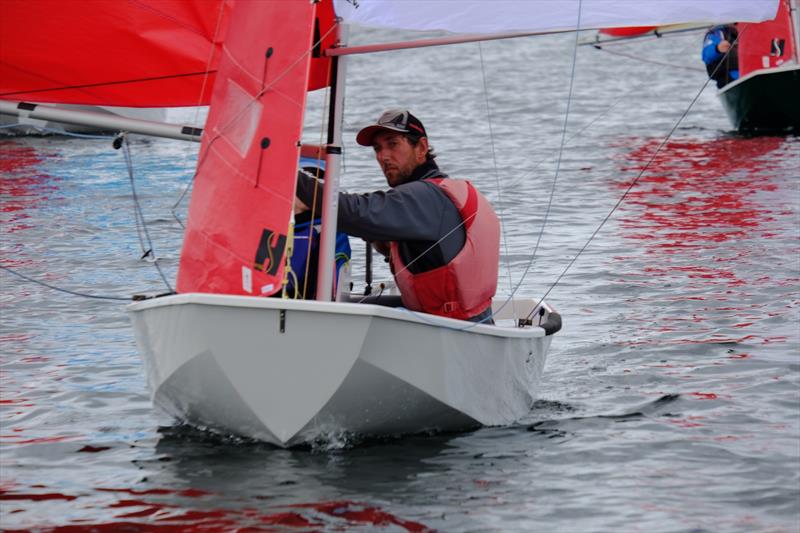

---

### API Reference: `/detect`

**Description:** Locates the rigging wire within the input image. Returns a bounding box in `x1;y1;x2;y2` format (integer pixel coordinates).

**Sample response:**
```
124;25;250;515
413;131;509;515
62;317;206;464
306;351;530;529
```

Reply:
299;56;335;300
492;28;705;208
477;42;515;304
525;26;747;320
590;45;705;72
120;134;175;292
354;4;587;329
1;265;130;302
403;0;586;332
502;0;584;319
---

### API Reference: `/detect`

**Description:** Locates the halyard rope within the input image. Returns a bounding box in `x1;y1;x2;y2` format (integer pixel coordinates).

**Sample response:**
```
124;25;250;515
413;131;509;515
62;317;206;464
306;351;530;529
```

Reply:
120;134;175;292
478;41;516;309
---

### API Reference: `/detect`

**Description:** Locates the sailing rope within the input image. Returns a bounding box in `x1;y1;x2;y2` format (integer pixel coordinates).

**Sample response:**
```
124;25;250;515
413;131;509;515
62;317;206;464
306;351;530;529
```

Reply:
0;266;130;302
298;55;335;300
379;1;586;330
591;45;705;72
119;134;175;292
501;30;703;193
525;26;747;321
513;0;584;311
477;42;515;305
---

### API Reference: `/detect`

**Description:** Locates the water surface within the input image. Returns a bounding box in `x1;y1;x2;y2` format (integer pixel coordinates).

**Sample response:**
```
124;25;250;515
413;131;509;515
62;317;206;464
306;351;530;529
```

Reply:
1;28;799;532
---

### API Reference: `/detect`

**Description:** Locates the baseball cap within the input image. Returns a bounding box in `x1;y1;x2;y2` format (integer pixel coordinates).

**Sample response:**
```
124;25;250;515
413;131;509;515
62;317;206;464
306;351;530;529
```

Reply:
355;109;427;146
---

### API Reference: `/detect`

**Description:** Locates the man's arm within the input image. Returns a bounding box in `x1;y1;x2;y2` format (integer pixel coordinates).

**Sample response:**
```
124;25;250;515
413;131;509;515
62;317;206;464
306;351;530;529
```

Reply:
702;30;725;64
296;171;458;243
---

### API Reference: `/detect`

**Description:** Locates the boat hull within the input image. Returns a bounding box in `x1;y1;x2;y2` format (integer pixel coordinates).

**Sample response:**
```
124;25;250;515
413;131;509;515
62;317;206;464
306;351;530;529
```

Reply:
127;294;558;447
719;64;800;133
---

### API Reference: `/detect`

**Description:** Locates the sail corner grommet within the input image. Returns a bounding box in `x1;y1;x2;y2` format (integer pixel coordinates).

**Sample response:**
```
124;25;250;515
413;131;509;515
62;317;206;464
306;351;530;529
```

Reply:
261;137;271;149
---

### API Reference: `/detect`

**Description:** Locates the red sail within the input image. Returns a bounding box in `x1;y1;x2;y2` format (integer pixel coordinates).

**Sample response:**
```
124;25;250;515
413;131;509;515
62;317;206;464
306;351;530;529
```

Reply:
599;26;658;37
736;0;795;77
0;0;228;106
0;0;334;106
176;0;327;296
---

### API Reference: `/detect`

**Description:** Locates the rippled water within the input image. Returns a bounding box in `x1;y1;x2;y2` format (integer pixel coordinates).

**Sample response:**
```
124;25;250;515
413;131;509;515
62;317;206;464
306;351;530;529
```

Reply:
1;29;799;532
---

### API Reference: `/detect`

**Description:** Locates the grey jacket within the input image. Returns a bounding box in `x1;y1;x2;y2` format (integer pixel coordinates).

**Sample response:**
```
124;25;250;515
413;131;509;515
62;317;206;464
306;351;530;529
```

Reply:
296;161;465;274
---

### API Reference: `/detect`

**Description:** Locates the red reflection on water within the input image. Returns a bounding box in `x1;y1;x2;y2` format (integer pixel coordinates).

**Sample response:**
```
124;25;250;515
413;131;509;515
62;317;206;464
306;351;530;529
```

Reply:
0;491;77;502
617;136;783;248
291;500;431;532
606;136;800;351
96;487;211;498
0;434;77;445
7;491;431;531
689;392;718;400
0;141;57;235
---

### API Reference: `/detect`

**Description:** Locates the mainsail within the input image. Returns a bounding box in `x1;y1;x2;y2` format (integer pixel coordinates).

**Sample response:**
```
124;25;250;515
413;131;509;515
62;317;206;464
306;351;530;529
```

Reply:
0;0;333;106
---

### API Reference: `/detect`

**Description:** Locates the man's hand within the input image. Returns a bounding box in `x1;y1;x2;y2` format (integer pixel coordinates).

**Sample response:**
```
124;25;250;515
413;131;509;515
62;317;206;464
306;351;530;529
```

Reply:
294;197;309;215
372;240;390;258
717;40;731;53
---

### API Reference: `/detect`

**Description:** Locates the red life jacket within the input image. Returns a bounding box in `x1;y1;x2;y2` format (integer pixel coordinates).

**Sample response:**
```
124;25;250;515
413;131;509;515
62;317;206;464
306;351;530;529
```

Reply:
390;177;500;320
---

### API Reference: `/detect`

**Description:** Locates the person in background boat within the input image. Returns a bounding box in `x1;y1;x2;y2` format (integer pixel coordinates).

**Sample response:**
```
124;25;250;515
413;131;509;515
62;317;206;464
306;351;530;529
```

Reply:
295;109;500;323
702;24;739;88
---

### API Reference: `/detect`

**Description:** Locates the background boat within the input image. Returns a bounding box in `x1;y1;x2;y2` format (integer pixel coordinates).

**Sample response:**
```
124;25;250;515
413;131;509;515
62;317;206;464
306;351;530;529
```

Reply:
587;0;800;133
718;0;800;132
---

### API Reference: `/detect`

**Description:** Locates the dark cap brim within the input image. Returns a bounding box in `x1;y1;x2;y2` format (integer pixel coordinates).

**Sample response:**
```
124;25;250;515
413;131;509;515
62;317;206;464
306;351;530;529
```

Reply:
356;124;413;146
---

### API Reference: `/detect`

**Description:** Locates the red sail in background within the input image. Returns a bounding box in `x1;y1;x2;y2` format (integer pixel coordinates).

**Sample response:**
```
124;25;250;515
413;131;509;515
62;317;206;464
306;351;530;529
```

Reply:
599;26;658;37
0;0;334;107
176;0;327;296
736;0;795;77
0;0;228;107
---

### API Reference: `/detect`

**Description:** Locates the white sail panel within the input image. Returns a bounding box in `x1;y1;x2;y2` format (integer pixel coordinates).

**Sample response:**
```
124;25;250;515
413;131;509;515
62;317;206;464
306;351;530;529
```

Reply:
334;0;779;34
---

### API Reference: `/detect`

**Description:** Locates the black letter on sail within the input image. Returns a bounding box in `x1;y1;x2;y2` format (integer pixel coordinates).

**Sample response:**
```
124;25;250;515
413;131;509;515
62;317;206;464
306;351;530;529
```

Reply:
254;229;286;276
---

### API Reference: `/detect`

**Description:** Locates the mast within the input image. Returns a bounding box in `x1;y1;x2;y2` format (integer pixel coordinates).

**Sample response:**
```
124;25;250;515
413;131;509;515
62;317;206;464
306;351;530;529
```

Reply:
315;25;348;301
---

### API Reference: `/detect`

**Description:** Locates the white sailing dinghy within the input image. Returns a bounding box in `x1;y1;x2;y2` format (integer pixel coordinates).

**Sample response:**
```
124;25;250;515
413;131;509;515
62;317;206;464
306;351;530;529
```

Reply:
1;0;778;447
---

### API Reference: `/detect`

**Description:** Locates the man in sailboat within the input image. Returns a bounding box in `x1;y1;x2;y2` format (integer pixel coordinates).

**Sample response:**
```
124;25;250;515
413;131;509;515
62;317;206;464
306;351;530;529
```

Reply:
296;109;500;323
702;24;739;88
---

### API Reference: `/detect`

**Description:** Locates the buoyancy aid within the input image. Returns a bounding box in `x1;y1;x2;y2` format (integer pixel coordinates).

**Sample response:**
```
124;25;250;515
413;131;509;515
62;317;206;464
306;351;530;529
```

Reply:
390;177;500;320
703;25;739;88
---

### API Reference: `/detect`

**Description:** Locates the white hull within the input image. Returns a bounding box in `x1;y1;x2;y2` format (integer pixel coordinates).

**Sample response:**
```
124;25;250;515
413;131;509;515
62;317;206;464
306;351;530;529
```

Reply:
127;294;559;447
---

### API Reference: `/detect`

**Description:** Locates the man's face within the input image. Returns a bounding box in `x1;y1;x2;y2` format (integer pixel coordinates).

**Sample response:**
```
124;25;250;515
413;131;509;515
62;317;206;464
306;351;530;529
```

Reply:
372;131;428;187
